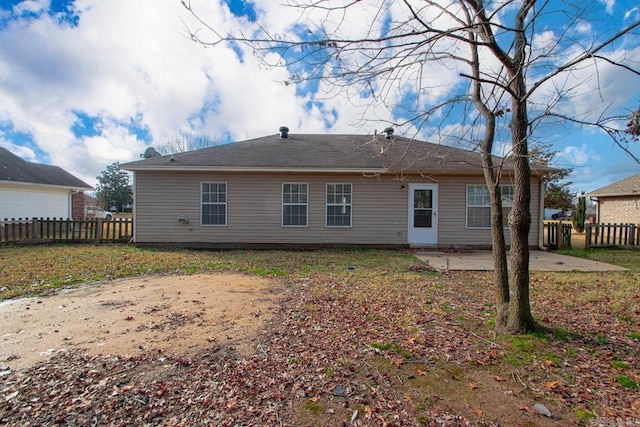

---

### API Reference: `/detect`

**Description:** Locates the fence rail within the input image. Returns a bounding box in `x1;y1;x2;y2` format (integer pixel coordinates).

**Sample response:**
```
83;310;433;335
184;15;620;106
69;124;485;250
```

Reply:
0;217;133;245
544;221;572;250
585;223;639;249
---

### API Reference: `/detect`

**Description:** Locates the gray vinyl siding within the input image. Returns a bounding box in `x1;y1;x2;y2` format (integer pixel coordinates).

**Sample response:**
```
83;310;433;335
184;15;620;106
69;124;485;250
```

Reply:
435;176;540;247
132;171;541;247
133;172;411;245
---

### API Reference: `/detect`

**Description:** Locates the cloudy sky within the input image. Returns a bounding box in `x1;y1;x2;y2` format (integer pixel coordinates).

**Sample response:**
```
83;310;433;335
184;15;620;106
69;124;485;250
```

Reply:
0;0;639;193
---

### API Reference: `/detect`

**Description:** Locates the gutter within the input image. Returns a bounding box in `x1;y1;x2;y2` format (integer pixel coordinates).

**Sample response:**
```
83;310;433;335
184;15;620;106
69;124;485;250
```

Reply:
539;174;548;251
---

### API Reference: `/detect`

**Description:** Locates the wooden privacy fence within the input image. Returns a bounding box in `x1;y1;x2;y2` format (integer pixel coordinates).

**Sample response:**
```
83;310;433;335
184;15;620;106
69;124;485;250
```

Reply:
544;221;572;250
0;217;133;245
585;223;640;249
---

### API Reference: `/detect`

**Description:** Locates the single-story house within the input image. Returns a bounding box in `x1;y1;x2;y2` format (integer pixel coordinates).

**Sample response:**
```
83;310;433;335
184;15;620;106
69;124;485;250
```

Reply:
0;147;93;220
585;173;640;224
121;128;552;248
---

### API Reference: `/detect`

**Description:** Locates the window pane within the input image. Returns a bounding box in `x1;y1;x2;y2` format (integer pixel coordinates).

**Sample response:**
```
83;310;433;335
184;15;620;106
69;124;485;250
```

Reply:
326;183;352;227
467;206;490;228
327;206;351;227
283;205;307;226
500;185;514;207
201;182;226;225
414;189;432;209
414;209;432;227
283;184;308;226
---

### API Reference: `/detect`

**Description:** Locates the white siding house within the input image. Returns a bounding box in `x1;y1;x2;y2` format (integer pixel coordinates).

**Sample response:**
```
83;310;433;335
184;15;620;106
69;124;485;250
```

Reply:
0;148;92;220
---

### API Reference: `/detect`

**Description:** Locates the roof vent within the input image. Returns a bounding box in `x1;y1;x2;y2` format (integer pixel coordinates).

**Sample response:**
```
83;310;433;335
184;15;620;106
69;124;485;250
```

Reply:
383;127;394;139
279;126;289;139
141;147;162;158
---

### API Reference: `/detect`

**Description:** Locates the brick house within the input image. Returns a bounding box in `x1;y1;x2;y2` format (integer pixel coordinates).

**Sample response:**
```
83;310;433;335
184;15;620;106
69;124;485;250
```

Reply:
585;173;640;224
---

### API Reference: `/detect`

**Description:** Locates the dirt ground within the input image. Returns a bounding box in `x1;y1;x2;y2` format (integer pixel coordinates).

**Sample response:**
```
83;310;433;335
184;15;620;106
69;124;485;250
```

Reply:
0;273;283;371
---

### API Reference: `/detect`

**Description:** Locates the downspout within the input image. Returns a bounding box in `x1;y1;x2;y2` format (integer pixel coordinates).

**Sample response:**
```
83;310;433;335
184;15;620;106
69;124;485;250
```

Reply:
68;190;73;219
131;172;137;243
538;174;547;250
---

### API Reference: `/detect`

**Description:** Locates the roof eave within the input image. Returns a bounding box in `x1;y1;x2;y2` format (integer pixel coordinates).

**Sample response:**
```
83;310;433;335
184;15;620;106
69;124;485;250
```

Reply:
0;179;93;191
584;191;639;198
121;165;497;175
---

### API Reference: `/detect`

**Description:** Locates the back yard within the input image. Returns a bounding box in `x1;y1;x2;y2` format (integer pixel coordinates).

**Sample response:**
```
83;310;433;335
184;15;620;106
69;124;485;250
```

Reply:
0;245;638;426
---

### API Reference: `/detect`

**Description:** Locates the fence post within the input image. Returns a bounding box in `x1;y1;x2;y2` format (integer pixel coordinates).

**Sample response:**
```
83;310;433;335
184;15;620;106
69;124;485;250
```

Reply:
631;224;636;246
95;218;103;244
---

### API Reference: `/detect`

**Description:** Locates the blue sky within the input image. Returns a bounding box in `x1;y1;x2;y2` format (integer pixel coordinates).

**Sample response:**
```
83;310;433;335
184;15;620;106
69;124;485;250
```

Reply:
0;0;638;194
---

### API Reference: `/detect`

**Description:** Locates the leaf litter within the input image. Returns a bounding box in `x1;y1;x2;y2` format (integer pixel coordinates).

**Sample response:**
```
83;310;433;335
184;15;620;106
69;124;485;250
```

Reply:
0;250;639;425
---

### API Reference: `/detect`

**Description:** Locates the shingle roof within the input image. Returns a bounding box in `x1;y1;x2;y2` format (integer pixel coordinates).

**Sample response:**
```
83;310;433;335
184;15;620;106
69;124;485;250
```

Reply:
585;173;640;197
0;148;93;189
123;133;553;175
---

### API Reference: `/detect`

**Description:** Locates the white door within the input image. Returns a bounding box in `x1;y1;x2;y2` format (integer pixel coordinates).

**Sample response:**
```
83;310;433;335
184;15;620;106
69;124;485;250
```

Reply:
408;184;438;245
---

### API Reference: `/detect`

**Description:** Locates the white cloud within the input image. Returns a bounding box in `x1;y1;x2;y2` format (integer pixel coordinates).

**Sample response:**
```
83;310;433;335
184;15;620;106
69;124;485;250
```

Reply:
12;0;49;15
599;0;615;15
624;6;640;21
0;0;638;190
0;138;37;161
558;144;598;167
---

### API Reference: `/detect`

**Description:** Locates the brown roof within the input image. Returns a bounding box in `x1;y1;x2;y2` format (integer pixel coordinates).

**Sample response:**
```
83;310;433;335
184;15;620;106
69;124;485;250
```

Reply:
0;148;92;190
585;173;640;197
123;133;553;175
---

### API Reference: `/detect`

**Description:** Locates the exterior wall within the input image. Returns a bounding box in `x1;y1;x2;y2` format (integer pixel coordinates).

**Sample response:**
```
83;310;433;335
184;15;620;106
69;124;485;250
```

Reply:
0;183;72;219
434;175;540;247
598;197;640;224
72;192;86;219
133;171;542;247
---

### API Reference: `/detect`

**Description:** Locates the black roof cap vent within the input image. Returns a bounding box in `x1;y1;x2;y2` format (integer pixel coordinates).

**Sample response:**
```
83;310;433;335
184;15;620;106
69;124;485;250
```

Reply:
279;126;289;139
383;127;394;139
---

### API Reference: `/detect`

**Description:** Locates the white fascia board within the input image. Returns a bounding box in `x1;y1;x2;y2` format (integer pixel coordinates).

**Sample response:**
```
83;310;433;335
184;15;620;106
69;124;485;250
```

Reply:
0;180;93;192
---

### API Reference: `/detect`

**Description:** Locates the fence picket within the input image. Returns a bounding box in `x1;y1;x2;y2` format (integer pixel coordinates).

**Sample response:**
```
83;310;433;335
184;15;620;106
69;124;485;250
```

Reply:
0;217;133;245
544;221;572;250
585;223;640;249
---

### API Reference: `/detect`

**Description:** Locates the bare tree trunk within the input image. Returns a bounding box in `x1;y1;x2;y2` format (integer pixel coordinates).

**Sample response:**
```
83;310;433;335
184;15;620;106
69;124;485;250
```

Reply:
464;13;510;330
483;162;510;330
507;75;536;334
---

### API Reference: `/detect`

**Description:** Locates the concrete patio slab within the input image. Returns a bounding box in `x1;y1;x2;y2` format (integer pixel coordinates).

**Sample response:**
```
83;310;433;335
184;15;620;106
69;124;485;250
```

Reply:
415;250;627;272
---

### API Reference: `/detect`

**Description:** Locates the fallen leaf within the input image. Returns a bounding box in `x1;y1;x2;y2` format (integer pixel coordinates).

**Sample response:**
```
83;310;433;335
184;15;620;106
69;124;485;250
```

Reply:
546;381;559;389
494;376;508;382
468;383;478;390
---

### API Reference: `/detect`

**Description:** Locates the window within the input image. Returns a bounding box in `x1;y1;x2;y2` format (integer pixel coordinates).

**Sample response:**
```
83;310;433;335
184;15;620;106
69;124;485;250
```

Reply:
466;184;514;228
326;183;352;227
201;182;226;226
282;183;308;226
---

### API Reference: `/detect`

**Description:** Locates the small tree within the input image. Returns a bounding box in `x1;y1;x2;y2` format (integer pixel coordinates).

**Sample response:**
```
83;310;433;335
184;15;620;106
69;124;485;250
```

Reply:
529;142;574;210
95;162;132;212
573;195;587;233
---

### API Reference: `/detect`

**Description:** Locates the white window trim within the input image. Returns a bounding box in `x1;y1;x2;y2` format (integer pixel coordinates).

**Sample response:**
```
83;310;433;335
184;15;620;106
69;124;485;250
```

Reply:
465;184;514;229
200;182;227;227
281;182;308;227
325;183;353;228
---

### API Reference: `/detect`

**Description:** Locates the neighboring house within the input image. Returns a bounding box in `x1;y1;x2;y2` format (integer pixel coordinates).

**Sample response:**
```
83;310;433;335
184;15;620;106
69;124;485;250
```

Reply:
0;148;93;219
122;129;553;248
585;173;640;224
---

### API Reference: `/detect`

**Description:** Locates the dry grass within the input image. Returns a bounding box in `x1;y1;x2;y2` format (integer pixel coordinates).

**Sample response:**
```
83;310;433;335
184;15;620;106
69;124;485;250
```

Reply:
1;244;638;424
